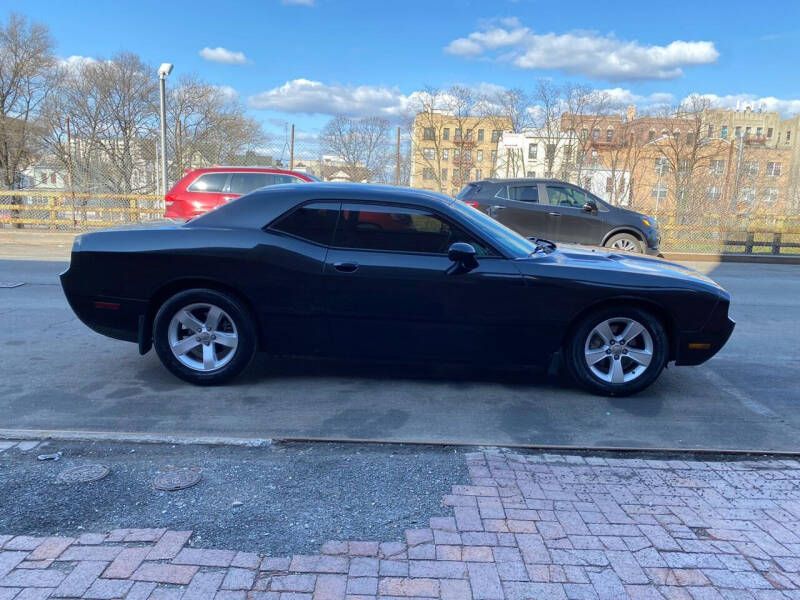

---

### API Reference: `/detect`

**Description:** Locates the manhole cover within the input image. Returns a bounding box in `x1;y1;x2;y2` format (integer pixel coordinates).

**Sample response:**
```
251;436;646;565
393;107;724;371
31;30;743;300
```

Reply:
153;468;202;491
0;282;24;288
56;464;110;484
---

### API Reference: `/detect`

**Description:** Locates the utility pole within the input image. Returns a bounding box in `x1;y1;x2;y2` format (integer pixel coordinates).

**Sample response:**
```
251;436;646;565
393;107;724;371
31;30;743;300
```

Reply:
289;124;295;170
157;63;173;198
395;126;401;186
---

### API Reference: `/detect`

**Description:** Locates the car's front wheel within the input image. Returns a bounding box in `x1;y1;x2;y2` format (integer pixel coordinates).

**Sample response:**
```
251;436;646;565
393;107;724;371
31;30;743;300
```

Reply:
153;289;257;385
564;307;668;396
605;232;644;253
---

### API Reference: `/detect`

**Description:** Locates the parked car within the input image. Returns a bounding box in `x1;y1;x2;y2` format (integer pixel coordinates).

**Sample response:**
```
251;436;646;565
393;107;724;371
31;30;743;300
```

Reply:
457;178;661;255
61;183;733;396
164;166;319;219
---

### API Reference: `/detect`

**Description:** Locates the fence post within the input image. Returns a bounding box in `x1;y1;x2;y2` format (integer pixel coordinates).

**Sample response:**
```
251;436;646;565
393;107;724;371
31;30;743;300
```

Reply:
395;126;401;186
130;196;139;222
745;232;754;254
772;233;781;255
289;124;295;171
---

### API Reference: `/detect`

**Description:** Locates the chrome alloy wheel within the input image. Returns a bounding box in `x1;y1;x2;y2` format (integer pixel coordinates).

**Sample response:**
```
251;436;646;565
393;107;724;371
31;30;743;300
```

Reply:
584;317;653;384
167;303;238;372
610;238;639;252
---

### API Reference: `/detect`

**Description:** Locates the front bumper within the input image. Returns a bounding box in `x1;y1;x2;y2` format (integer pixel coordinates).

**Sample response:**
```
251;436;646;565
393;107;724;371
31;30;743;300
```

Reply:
674;298;735;366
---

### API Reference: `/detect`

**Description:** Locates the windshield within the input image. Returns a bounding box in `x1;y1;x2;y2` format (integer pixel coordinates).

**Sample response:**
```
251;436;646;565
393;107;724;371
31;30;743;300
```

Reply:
449;200;540;258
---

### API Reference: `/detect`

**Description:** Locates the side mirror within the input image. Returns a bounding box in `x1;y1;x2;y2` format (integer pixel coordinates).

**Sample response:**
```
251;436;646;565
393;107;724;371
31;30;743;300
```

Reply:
583;200;597;213
447;242;478;274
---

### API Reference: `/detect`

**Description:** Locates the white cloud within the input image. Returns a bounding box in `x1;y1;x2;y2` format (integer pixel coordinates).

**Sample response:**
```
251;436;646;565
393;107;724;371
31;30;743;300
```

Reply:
445;19;719;81
600;88;674;108
282;0;316;5
248;79;414;118
213;85;239;100
198;47;248;65
689;93;800;116
58;55;97;71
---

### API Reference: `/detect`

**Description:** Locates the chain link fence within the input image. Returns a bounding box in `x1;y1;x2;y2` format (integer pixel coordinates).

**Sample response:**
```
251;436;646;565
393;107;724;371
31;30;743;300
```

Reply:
3;124;800;255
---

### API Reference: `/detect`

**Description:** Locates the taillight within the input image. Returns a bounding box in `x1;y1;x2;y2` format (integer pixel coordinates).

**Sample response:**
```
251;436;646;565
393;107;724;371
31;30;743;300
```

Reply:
464;200;480;208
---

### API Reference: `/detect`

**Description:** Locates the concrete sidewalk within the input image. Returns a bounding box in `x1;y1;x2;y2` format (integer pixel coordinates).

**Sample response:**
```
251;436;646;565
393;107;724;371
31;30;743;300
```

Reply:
2;446;800;599
0;231;77;261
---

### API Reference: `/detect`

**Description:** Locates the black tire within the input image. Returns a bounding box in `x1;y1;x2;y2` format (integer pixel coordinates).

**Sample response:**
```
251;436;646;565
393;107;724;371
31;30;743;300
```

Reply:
153;289;257;385
564;306;668;396
605;232;644;253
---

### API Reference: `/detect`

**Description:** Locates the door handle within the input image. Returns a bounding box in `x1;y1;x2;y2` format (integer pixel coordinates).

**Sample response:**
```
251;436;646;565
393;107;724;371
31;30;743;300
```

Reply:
491;205;506;211
333;261;359;273
548;212;561;217
222;196;236;202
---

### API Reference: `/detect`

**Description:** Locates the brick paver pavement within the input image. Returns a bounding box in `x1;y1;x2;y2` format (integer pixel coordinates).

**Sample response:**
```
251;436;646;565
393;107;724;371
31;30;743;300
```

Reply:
3;450;800;599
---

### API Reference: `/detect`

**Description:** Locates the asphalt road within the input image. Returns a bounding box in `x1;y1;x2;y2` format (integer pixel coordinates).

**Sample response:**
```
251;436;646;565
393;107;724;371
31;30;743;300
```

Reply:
1;258;798;452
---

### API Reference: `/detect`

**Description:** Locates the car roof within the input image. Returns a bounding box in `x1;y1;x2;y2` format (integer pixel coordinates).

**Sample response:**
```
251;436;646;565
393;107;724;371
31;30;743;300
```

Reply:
187;166;307;175
472;178;573;185
188;183;457;229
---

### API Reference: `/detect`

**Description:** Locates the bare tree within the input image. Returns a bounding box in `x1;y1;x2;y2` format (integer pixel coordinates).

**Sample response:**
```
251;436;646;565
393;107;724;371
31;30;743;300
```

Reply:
168;74;267;176
321;115;391;182
490;87;532;177
0;13;57;190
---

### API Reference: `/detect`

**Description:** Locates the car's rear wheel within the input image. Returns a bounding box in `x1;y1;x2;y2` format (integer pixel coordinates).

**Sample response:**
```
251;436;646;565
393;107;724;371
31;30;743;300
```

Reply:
153;289;256;385
605;232;644;253
564;307;668;396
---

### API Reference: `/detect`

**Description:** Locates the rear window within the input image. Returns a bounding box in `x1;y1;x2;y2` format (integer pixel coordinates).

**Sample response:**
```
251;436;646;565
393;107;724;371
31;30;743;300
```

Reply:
187;173;228;192
456;183;480;200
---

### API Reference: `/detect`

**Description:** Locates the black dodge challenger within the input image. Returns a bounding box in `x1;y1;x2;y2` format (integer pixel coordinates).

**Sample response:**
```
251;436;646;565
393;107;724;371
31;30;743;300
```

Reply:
61;183;734;396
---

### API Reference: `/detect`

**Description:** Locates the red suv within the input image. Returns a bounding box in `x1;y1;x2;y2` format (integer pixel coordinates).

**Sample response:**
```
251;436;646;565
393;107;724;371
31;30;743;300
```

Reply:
164;167;318;219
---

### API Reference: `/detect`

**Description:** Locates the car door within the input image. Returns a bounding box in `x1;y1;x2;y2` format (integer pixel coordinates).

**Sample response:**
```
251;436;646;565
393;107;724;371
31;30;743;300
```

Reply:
542;184;603;245
323;202;529;363
486;184;550;238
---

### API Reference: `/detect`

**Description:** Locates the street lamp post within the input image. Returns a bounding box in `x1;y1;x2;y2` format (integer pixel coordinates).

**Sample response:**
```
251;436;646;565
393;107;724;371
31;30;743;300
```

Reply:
157;63;173;198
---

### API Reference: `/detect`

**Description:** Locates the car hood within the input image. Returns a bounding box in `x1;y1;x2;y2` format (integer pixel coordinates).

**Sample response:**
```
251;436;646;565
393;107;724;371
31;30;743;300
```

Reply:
521;244;727;293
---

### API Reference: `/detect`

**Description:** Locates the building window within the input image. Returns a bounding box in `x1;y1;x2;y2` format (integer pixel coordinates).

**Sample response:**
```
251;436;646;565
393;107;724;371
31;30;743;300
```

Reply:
545;144;556;160
708;186;722;203
441;168;448;181
763;188;778;203
423;127;435;141
787;131;792;142
735;126;742;138
673;131;680;142
767;128;773;138
465;129;473;141
453;149;461;161
766;162;782;176
743;161;758;177
464;149;472;162
745;127;751;138
477;129;484;142
528;143;538;159
491;130;501;143
454;129;462;141
721;126;728;139
442;149;449;161
654;157;670;174
710;160;725;176
476;150;483;162
422;168;435;180
443;128;450;141
51;173;57;185
581;128;588;140
707;125;714;138
592;128;600;140
756;127;763;136
741;188;755;204
475;168;482;179
490;150;497;163
651;183;668;200
453;169;460;180
422;148;435;160
564;146;572;162
526;171;535;177
686;132;695;145
40;173;47;184
605;177;614;192
678;159;690;172
606;128;614;141
648;130;655;141
590;150;598;164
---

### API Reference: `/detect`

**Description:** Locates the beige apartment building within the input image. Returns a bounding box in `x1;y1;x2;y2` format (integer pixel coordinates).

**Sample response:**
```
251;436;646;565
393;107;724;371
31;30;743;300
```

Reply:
409;112;512;196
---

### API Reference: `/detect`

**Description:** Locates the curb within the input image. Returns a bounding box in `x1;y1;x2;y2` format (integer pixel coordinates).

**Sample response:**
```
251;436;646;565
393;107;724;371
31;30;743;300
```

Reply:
3;428;800;457
662;252;800;264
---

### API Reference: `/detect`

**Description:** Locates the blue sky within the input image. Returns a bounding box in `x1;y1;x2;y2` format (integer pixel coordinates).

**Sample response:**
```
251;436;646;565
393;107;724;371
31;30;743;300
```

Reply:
10;0;800;142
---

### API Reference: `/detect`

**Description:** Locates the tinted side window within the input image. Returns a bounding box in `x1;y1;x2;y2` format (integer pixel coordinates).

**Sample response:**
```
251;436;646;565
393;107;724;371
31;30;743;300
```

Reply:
546;185;586;209
269;203;339;245
228;173;274;195
334;204;495;256
187;173;229;192
273;174;302;184
508;185;539;203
